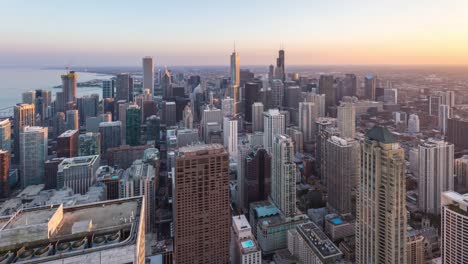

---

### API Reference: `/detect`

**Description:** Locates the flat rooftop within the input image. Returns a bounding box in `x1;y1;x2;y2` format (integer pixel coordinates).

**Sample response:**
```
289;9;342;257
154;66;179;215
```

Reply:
177;144;225;157
297;222;342;261
58;129;78;138
58;155;99;169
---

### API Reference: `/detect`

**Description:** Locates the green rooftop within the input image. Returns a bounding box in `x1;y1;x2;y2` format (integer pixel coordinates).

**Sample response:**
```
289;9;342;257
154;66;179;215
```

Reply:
366;126;396;143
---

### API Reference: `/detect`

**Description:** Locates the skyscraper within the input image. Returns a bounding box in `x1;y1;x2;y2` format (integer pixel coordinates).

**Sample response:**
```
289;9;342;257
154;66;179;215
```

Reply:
22;90;36;104
77;94;99;126
102;79;115;99
252;102;264;132
244;82;262;122
319;75;335;114
20;126;48;187
66;109;79;130
244;147;271;209
326;136;359;214
79;132;101;156
304;93;326;117
182;104;194;129
455;155;468;190
263;109;285;154
298;101;318;143
337;102;356;138
271;134;296;218
356;126;406;264
0;119;11;152
57;155;100;194
418;138;454;215
343;73;357;97
99;121;122;153
116;73;134;101
271;79;284;108
408;114;420;134
142;56;154;95
174;144;230;264
428;94;442;116
275;49;285;82
222;96;235;117
223;116;238;157
56;129;79;158
0;150;9;198
441;191;468;263
438;104;451;134
447;117;468;150
13;103;35;163
364;75;377;100
230;49;240;114
126;104;141;146
61;71;77;104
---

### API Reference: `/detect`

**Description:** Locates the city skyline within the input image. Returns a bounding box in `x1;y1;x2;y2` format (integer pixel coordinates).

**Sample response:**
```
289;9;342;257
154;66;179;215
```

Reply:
2;0;468;66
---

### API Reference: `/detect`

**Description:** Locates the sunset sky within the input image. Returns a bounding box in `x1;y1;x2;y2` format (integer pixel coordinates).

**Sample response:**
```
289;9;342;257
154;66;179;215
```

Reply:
1;0;468;66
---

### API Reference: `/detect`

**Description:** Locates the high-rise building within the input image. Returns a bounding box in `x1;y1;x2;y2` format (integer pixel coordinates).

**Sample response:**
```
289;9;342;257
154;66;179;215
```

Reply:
441;191;468;264
326;136;359;214
57;155;100;194
447;117;468;150
364;75;377;101
231;215;262;264
79;132;101;156
65;109;79;130
408;114;420;134
116;73;134;101
429;94;442;116
271;79;284;108
222;96;235;117
438;104;451;134
44;157;65;190
126;105;141;146
275;49;285;82
337;102;356;138
230;50;240;114
182;104;193;129
299;102;318;143
57;129;79;158
142;56;154;94
319;75;335;114
356;126;406;264
99;121;122;153
455;155;468;190
61;71;77;105
102;79;115;99
77;94;99;126
263;109;285;154
252;102;264;132
0;150;9;198
418;138;454;215
271;134;297;218
162;101;176;127
223;116;238;157
22;90;36;104
304;93;326;117
0;119;11;152
343;73;357;97
315;118;338;185
201;106;223;142
34;89;51;122
244;147;271;209
406;233;425;264
13;103;35;163
174;144;230;264
244;82;262;122
20;126;48;187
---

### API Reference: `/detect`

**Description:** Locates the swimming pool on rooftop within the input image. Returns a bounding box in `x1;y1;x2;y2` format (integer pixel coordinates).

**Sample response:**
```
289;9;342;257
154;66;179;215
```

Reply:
330;218;344;225
241;240;254;249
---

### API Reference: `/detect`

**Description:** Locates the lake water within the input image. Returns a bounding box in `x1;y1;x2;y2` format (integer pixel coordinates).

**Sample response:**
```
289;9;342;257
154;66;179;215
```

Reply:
0;68;114;109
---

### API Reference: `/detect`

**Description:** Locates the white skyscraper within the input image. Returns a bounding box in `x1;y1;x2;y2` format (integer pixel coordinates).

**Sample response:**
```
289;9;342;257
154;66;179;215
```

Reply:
337;102;356;138
298;102;318;143
201;106;223;142
304;93;326;117
223;116;238;157
441;191;468;263
222;97;235;117
418;138;454;215
408;114;420;134
230;50;240;114
252;102;264;132
356;126;406;264
142;56;154;95
271;134;296;218
263;109;285;153
271;79;284;108
438;104;451;134
183;104;194;129
20;126;48;187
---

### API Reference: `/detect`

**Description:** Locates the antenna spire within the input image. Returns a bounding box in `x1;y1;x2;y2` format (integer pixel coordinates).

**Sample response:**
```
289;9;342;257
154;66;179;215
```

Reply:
234;41;236;52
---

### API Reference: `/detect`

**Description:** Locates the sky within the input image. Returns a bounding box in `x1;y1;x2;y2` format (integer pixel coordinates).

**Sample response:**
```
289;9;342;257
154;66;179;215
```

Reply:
1;0;468;66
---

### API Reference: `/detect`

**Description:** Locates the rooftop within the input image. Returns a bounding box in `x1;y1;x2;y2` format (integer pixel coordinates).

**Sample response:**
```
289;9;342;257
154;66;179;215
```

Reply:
297;222;342;261
177;144;226;157
58;129;78;138
58;155;99;170
365;125;396;143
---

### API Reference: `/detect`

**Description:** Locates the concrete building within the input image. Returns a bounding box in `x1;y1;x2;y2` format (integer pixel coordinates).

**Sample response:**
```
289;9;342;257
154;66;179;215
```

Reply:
364;75;377;100
182;104;193;129
105;145;151;170
176;129;199;147
286;127;304;153
116;73;134;101
201;106;223;142
356;126;407;264
447;117;468;150
13;103;35;163
0;150;10;198
271;134;297;218
99;121;122;153
304;93;326;118
79;132;101;156
438;104;450;134
299;102;318;144
0;197;146;264
61;71;77;104
315;119;339;186
65;109;79;130
455;155;468;190
44;157;65;190
142;56;154;94
222;96;235;117
337;103;355;138
20;126;48;187
324;215;355;242
252;102;264;132
429;94;442;116
57;129;79;158
0;118;11;152
77;94;99;126
263;109;285;154
287;222;343;264
223;116;238;157
418;138;454;215
271;79;284;108
407;233;425;264
162;101;176;127
326;136;359;214
408;114;420;134
57;155;100;194
231;215;262;264
441;191;468;264
173;144;230;264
